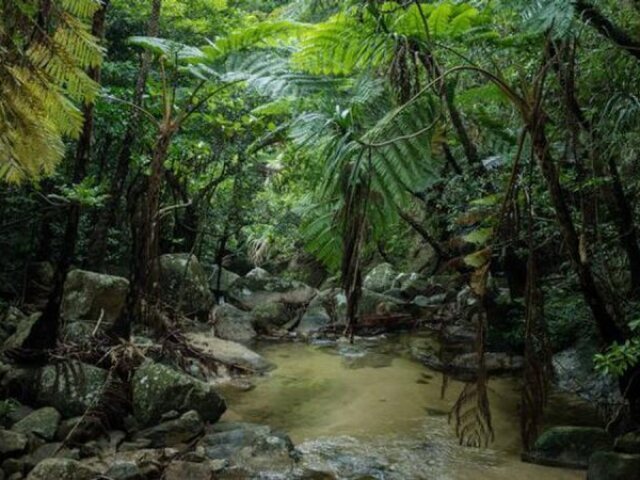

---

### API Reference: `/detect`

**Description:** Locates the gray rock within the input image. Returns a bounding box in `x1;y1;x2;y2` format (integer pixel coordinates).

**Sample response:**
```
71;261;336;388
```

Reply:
55;416;104;443
60;269;128;341
0;308;27;344
164;461;217;480
0;429;27;456
131;362;226;426
252;302;291;332
133;410;204;448
211;304;256;344
23;443;80;472
12;407;60;441
392;272;430;299
587;451;640;480
522;426;613;469
105;461;143;480
210;265;240;293
157;254;213;317
184;333;273;373
26;458;98;480
363;263;398;293
230;269;316;310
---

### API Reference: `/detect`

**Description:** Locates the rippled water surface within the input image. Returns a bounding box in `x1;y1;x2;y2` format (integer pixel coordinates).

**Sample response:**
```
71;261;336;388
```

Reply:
222;334;592;479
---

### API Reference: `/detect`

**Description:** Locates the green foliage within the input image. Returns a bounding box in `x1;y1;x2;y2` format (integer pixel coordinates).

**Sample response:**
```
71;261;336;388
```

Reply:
595;320;640;377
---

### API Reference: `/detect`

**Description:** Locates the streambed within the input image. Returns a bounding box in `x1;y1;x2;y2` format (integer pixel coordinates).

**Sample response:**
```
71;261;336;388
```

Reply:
221;333;593;479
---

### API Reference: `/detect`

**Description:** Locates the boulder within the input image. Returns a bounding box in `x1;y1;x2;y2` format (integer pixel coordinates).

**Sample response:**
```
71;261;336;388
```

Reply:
157;254;213;317
211;304;256;344
184;333;273;373
0;429;27;457
252;302;291;332
60;270;128;340
55;416;104;443
0;308;27;344
26;458;98;480
198;422;297;475
297;289;344;334
392;272;430;299
1;361;111;418
133;410;204;448
363;263;398;293
164;461;219;480
209;265;240;293
553;342;623;409
230;268;316;310
21;443;80;473
2;313;39;350
105;461;145;480
131;362;226;426
615;431;640;454
12;407;60;441
522;426;613;469
587;451;640;480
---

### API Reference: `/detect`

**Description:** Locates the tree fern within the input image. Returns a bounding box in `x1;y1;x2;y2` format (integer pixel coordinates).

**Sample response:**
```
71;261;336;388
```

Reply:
0;0;103;182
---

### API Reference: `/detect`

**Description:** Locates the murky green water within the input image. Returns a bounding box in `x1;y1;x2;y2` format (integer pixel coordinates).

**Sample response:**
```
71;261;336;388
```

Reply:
222;334;591;479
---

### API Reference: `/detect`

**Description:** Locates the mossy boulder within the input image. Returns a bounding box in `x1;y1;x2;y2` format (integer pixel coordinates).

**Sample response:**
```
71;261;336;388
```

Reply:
184;333;273;373
587;451;640;480
1;361;111;418
2;313;39;350
211;304;256;344
614;431;640;454
131;362;226;426
210;265;240;293
230;268;316;310
26;458;98;480
252;301;291;332
523;426;613;469
0;429;28;456
60;269;128;340
12;407;60;441
363;263;398;293
157;254;213;317
133;410;204;448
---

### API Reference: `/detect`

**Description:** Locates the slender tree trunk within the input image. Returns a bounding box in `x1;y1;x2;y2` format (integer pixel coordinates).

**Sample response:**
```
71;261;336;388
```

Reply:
86;0;163;270
22;1;110;351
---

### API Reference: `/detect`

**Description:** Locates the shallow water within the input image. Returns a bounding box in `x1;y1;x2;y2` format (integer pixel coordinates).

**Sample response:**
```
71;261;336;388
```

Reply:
222;334;592;479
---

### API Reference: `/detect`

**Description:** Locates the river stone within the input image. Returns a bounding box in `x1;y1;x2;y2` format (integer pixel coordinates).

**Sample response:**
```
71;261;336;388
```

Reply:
164;460;217;480
0;308;27;344
210;265;240;292
230;269;317;310
184;333;273;373
587;451;640;480
0;429;28;456
26;458;98;480
133;410;204;448
211;304;256;344
1;361;109;418
22;443;80;472
363;263;398;293
392;272;430;299
157;253;213;317
55;416;104;443
105;461;144;480
252;301;291;332
60;269;128;340
132;362;226;426
523;426;613;469
198;422;297;475
12;407;60;441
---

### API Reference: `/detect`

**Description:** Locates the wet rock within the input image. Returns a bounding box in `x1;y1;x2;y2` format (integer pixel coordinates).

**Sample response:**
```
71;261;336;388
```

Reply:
297;291;340;334
392;273;430;299
2;361;111;418
132;362;226;426
198;422;298;475
522;426;613;469
12;407;60;441
26;458;98;480
363;263;398;293
614;431;640;454
184;333;273;373
587;451;640;480
211;304;256;344
412;294;447;308
0;429;27;457
60;270;128;341
23;443;80;472
105;461;144;480
419;352;523;378
157;254;213;317
133;410;204;448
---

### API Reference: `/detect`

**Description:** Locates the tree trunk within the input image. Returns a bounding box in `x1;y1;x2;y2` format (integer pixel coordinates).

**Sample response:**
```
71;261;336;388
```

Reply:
85;0;163;270
22;1;110;351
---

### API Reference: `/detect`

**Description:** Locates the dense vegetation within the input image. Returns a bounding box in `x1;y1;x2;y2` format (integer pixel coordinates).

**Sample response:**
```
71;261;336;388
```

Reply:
2;0;640;477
